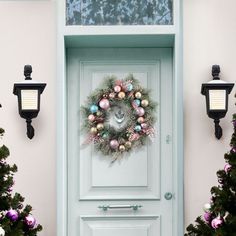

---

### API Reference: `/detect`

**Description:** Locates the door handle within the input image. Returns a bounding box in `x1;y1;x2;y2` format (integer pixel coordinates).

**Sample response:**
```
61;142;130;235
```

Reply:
164;192;173;200
98;204;143;211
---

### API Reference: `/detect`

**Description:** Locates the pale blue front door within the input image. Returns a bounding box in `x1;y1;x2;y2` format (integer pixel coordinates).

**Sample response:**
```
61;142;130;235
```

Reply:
67;48;173;236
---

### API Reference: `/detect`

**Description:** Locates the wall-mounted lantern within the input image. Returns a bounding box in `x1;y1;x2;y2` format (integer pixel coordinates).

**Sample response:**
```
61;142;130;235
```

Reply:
13;65;46;139
201;65;234;139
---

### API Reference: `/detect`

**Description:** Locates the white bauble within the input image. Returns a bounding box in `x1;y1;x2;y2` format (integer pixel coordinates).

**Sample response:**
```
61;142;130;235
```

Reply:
0;226;5;236
203;203;211;212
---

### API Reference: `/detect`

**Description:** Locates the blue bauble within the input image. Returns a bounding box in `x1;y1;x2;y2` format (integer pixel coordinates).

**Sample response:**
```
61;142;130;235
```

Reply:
90;105;98;113
134;125;142;132
134;99;141;106
102;132;109;139
127;84;133;91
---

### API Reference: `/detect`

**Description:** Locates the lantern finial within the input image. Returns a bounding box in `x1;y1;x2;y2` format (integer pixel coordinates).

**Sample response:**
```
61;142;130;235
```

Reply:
24;65;32;80
212;65;220;80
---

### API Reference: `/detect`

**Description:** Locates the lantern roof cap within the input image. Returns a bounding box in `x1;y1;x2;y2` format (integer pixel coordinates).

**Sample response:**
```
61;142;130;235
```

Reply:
208;79;228;84
201;80;234;95
14;79;44;84
13;80;46;95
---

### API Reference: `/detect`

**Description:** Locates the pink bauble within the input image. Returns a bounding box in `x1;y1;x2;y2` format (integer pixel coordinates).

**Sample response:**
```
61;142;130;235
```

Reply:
25;214;36;228
141;123;148;129
233;120;236;127
136;107;145;117
6;210;18;222
109;93;115;99
114;85;121;93
8;186;13;192
137;117;144;124
224;163;232;173
133;133;140;140
203;212;212;222
211;216;223;229
231;147;236;153
99;98;110;110
88;114;95;122
110;139;119;149
129;133;140;141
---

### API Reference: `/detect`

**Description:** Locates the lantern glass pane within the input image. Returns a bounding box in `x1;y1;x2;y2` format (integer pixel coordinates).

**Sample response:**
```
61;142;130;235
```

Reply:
21;90;38;110
209;89;226;110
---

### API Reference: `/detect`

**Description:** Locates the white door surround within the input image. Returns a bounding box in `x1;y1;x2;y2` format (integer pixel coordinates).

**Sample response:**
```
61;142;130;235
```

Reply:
57;1;183;232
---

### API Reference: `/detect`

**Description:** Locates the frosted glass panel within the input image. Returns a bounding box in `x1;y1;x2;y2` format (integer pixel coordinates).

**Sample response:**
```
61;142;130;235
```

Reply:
21;90;38;110
66;0;173;25
209;90;226;110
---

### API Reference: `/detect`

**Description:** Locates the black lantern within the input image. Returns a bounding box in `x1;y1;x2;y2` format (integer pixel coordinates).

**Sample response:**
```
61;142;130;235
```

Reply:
201;65;234;139
13;65;46;139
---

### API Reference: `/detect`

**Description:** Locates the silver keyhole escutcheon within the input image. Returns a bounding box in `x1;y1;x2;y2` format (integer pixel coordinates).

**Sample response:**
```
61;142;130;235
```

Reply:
164;192;173;200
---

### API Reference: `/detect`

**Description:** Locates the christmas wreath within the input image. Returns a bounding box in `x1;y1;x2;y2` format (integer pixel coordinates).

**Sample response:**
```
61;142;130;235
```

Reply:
81;74;157;159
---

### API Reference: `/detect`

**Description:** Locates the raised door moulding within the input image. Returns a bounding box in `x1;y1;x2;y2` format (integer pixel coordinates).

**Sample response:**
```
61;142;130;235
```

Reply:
80;215;160;236
78;61;161;200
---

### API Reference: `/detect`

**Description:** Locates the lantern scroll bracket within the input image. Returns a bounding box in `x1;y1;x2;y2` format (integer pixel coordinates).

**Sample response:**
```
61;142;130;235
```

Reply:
214;119;222;140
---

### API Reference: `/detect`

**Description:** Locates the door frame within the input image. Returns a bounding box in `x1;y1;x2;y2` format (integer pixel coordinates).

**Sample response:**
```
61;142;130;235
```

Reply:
57;2;183;236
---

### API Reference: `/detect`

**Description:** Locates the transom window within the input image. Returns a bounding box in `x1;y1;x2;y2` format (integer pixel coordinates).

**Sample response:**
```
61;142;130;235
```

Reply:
66;0;173;25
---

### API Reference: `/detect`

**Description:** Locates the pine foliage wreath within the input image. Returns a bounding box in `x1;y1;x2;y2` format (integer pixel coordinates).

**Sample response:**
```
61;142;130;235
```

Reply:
81;74;157;159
